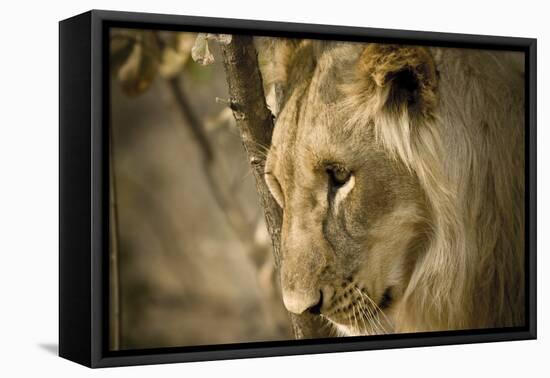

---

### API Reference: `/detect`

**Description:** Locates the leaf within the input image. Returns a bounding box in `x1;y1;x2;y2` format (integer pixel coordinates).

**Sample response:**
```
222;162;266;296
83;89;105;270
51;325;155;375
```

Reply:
215;34;232;45
176;32;197;53
158;33;196;79
113;31;160;96
110;31;138;75
191;34;215;66
159;47;188;79
205;107;236;131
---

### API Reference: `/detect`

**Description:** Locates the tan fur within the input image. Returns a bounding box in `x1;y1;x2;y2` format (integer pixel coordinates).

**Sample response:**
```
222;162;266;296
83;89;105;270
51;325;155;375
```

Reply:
258;38;525;335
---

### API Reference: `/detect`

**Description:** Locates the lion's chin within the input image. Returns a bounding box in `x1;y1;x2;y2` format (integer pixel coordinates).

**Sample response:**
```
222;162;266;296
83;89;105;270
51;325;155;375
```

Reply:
322;316;361;337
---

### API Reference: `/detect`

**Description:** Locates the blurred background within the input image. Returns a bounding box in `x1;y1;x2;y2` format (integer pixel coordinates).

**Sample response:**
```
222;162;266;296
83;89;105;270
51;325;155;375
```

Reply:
109;29;292;350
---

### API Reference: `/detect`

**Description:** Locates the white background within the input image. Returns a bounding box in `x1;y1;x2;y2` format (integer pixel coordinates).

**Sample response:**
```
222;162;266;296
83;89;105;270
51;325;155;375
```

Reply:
0;0;547;376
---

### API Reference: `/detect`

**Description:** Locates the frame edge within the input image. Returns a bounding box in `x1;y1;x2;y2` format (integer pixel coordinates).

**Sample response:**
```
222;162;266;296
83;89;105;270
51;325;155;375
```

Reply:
82;9;537;368
59;11;94;368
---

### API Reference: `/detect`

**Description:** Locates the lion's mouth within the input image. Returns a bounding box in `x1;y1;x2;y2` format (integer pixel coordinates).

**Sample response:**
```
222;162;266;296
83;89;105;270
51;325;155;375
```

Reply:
378;287;393;309
319;286;394;336
308;291;323;315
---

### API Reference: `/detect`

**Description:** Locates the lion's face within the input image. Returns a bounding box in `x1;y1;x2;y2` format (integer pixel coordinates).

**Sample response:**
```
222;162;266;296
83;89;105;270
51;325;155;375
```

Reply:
264;41;436;335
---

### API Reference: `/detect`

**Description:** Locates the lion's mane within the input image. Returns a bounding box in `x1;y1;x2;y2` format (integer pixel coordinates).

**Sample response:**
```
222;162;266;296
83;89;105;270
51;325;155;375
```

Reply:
258;39;525;332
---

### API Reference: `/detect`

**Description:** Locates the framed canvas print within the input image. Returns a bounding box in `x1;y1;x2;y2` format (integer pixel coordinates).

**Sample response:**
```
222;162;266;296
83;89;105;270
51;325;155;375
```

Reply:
59;10;537;368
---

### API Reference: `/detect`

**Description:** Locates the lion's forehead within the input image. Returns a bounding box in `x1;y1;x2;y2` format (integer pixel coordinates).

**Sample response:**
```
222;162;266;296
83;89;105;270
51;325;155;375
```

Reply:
270;48;367;169
272;104;365;185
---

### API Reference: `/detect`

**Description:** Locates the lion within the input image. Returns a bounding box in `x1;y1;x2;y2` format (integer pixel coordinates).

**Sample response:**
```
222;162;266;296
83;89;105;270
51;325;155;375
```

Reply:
256;38;525;335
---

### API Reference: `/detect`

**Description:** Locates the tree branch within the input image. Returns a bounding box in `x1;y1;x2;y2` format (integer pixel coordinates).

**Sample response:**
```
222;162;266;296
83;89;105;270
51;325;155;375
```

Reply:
220;36;282;264
220;35;326;339
109;115;122;350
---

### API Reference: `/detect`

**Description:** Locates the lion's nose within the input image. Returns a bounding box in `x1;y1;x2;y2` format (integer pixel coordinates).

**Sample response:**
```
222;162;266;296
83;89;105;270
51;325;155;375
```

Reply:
282;288;323;315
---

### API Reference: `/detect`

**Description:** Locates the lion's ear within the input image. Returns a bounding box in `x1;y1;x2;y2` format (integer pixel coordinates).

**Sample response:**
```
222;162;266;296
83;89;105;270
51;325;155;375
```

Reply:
356;44;438;120
255;37;301;116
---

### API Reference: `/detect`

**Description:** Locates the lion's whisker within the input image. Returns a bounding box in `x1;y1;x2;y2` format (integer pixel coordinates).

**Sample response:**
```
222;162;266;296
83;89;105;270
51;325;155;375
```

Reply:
361;296;384;334
361;289;393;329
356;299;374;335
354;286;389;334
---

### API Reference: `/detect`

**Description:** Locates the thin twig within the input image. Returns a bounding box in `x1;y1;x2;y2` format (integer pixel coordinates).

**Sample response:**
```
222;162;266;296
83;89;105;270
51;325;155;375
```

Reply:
109;118;122;350
167;78;214;162
165;76;254;247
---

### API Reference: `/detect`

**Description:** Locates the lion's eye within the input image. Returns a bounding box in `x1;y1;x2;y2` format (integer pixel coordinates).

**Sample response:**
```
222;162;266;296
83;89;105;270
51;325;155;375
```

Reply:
327;166;351;188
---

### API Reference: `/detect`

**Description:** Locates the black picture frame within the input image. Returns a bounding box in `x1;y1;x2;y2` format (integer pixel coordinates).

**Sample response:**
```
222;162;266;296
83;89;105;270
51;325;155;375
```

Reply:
59;9;537;368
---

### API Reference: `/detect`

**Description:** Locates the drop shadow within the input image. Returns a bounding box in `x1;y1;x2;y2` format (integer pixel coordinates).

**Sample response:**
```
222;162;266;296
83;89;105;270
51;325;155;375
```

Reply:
38;343;59;356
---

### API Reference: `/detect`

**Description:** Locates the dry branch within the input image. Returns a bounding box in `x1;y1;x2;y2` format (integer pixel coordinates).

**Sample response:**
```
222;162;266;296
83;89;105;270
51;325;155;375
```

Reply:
166;58;293;336
109;119;122;350
220;35;326;339
165;76;254;248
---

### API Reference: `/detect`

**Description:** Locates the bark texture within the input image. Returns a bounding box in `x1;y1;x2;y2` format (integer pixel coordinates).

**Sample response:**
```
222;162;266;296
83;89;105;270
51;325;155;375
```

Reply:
220;35;326;339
